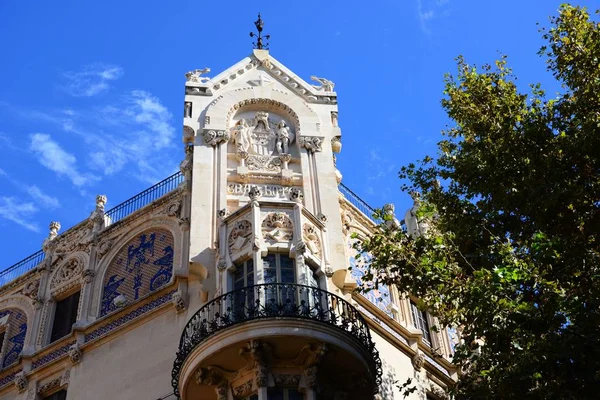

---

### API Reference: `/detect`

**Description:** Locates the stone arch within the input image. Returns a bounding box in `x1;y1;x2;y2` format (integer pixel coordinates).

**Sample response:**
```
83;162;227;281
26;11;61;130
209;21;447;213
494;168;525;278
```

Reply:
0;295;34;368
94;218;181;317
203;90;320;136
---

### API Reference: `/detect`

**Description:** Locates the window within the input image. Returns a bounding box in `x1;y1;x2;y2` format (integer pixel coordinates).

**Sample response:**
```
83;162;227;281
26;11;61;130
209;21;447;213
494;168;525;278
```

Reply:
411;301;431;346
267;387;304;400
234;259;255;290
263;254;296;284
44;389;67;400
50;291;80;343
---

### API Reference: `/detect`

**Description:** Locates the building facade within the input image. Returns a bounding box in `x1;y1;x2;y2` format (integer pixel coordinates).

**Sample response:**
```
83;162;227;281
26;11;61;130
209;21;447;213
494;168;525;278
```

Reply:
0;48;457;400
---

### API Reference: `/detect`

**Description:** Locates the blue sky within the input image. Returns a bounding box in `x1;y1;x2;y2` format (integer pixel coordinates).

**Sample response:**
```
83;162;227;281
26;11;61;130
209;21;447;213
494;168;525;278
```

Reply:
0;0;596;266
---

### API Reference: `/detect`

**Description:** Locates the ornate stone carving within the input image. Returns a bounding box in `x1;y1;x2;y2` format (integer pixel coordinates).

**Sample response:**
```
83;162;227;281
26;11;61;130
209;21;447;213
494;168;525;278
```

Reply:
383;203;400;230
61;368;70;386
310;75;335;92
49;221;61;240
68;343;82;364
215;383;228;400
289;188;304;203
22;280;40;299
184;102;192;118
331;135;342;153
218;208;231;220
203;129;229;146
81;269;95;284
248;185;262;204
303;224;322;256
305;365;318;388
183;125;195;144
240;340;272;388
299;136;324;153
185;68;211;83
50;258;83;296
96;237;114;259
233;380;253;397
230;112;296;175
14;371;27;392
262;212;293;243
228;220;252;253
172;290;186;313
38;377;61;395
95;195;107;212
324;265;334;278
412;352;425;371
273;373;301;386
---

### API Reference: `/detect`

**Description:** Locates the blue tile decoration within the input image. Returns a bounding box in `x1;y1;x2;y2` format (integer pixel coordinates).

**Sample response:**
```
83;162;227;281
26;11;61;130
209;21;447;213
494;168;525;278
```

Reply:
0;309;27;369
31;341;75;370
100;229;174;316
0;369;20;389
86;290;175;343
348;241;393;317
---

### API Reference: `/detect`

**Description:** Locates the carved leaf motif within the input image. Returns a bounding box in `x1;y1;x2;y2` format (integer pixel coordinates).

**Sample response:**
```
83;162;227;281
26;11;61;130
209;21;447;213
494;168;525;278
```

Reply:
262;212;294;242
50;258;83;295
228;220;252;252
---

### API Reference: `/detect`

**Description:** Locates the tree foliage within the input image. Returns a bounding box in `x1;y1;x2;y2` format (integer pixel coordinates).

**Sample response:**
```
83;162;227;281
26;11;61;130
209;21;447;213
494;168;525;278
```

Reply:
356;5;600;399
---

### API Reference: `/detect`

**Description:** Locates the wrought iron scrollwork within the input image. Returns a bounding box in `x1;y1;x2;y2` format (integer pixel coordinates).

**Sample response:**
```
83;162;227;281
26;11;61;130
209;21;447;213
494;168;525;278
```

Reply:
171;283;382;398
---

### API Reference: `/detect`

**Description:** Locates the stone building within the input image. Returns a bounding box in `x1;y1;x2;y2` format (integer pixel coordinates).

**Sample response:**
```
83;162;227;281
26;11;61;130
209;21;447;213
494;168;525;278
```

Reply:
0;46;457;400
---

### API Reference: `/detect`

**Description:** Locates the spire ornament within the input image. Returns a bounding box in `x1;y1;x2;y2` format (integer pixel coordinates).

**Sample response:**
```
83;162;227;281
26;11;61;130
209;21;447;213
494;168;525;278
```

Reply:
250;13;270;50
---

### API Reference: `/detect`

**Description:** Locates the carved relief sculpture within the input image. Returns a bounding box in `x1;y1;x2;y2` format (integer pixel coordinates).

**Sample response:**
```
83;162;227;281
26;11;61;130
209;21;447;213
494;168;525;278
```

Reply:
310;75;335;92
14;371;27;393
303;224;322;256
299;136;324;153
68;343;82;364
185;68;211;83
228;220;252;253
262;212;293;243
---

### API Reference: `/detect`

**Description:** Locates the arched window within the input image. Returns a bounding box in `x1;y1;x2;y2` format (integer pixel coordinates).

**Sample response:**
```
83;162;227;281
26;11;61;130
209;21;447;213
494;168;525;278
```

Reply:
100;229;174;316
0;308;27;368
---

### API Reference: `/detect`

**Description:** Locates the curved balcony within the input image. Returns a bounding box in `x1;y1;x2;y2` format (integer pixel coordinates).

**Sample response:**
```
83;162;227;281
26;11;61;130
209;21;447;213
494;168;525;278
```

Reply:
172;283;382;399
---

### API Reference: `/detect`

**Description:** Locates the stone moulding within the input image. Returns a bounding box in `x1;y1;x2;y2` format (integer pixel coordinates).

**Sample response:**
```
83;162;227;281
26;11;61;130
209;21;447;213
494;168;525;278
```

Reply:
85;289;176;343
31;341;75;370
0;368;20;390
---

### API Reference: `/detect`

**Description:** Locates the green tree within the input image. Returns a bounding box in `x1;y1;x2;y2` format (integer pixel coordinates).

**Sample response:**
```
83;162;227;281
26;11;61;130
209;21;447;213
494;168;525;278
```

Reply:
355;4;600;399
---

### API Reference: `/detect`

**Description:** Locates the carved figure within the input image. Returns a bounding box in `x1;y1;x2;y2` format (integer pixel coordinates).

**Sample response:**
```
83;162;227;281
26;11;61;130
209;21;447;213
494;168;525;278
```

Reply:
232;119;252;152
275;121;291;154
172;290;186;313
404;192;429;237
185;68;211;83
184;101;192;118
310;75;335;92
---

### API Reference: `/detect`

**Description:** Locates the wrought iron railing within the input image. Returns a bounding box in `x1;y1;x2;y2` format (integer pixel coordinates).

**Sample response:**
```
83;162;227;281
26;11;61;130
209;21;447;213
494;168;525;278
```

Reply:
0;250;44;287
338;182;378;221
105;171;184;224
0;172;184;286
171;283;382;398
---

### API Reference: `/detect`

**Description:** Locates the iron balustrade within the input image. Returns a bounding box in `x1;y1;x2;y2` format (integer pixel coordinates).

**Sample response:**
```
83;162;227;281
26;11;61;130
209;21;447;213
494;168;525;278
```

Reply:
171;283;382;398
0;172;184;285
105;171;184;224
0;250;44;286
338;183;378;222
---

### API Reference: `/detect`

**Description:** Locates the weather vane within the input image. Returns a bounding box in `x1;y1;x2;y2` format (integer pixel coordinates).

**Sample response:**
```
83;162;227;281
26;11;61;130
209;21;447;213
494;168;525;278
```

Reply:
249;13;270;50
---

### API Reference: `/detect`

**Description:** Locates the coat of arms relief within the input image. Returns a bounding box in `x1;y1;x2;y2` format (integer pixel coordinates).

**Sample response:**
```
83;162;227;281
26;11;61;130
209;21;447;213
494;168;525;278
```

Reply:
230;111;296;182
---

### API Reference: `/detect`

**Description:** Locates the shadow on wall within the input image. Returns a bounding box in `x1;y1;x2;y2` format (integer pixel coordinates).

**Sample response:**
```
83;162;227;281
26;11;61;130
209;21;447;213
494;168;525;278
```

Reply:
379;360;398;400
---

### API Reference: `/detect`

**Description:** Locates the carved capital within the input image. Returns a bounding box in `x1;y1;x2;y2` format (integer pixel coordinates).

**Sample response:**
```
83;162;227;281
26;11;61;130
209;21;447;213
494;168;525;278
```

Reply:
299;136;324;153
202;129;229;146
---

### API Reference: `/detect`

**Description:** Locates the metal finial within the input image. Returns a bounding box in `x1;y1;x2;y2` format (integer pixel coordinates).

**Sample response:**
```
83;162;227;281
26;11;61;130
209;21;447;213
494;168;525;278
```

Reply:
249;13;270;50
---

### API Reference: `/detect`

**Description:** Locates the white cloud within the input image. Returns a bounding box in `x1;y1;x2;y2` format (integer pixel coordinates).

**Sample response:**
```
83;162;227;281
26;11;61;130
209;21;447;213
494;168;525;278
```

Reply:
25;185;60;209
0;197;39;232
62;64;124;97
29;133;92;187
416;0;451;34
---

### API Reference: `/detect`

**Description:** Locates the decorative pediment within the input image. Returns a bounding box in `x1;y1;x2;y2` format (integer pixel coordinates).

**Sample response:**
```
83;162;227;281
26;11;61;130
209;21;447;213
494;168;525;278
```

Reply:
199;51;337;104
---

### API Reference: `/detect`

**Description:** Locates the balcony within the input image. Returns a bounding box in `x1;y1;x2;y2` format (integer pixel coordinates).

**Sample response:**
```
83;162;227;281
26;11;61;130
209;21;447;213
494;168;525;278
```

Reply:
172;283;382;399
